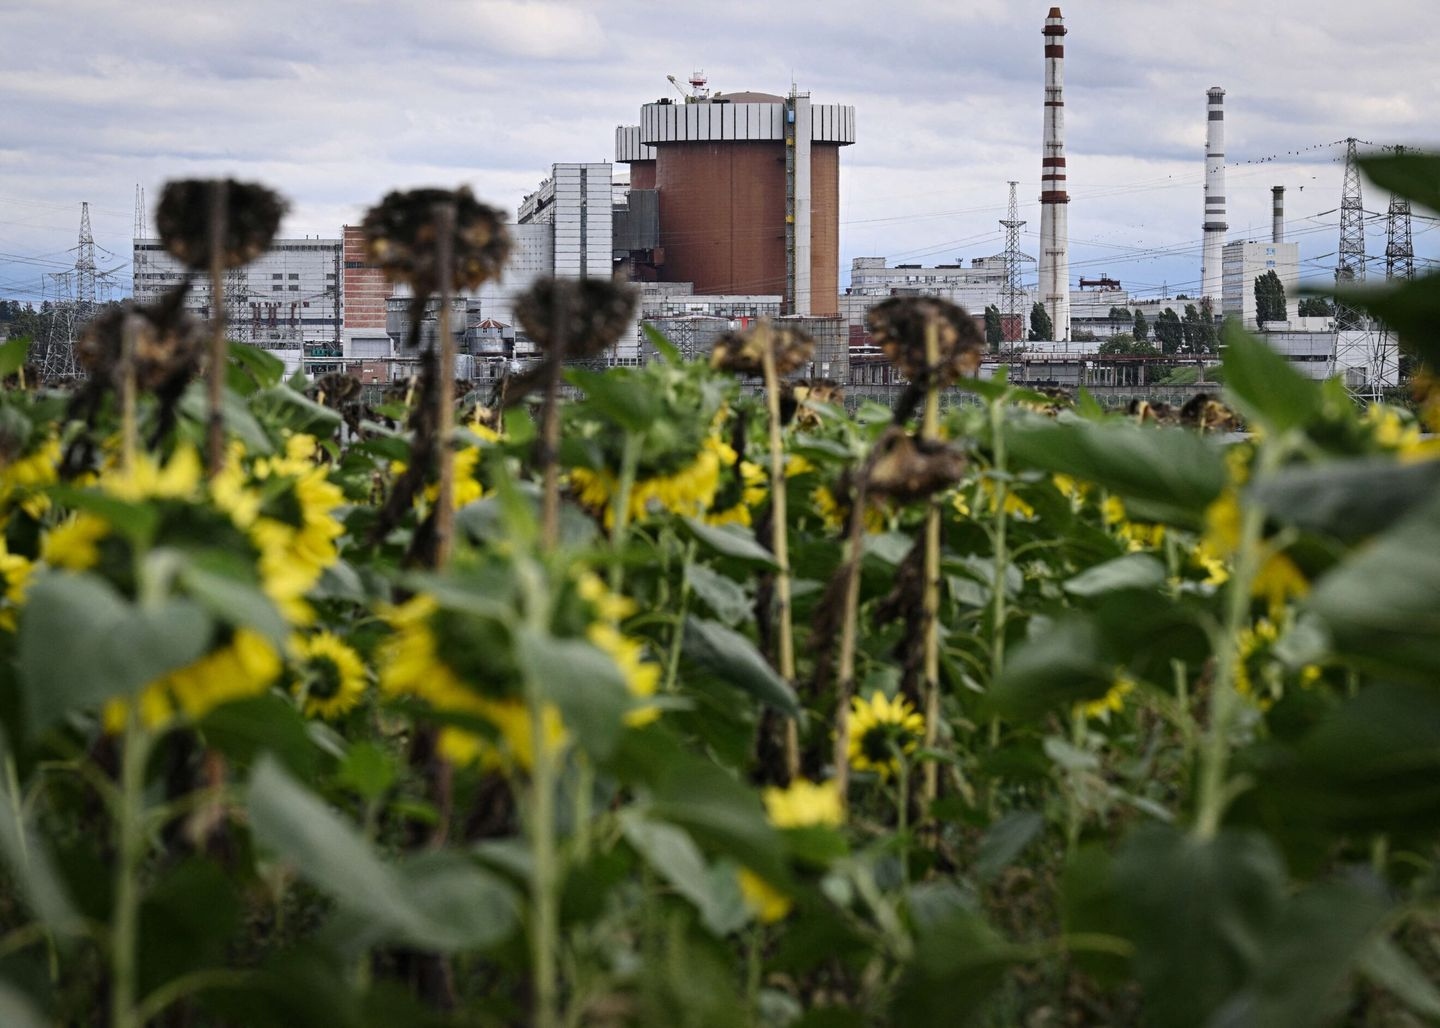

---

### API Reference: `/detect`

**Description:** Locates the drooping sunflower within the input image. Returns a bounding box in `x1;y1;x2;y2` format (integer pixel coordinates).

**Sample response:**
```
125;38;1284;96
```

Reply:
847;691;925;779
290;631;367;720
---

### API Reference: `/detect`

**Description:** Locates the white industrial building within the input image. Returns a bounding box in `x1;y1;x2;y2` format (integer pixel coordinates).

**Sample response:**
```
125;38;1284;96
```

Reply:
132;237;342;351
1221;239;1300;329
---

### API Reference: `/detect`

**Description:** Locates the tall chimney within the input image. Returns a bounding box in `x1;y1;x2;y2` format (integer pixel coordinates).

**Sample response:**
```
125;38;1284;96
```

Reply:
1038;6;1070;340
1200;86;1227;303
1271;185;1285;244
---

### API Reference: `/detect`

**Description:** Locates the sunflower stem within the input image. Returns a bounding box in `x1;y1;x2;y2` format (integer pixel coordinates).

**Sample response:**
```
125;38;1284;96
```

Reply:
607;431;642;599
832;471;871;808
205;181;227;479
988;394;1010;687
662;539;696;694
1194;446;1276;839
540;358;563;551
760;327;799;782
111;711;151;1028
119;314;139;475
919;319;943;816
433;201;458;567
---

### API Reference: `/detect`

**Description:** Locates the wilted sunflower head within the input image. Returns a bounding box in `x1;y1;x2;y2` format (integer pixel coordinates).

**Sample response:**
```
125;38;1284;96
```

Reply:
78;284;204;391
780;377;843;428
865;426;966;504
710;321;814;378
1179;392;1242;433
1021;386;1073;417
155;179;287;270
362;187;511;295
865;296;983;388
514;277;637;359
311;372;363;408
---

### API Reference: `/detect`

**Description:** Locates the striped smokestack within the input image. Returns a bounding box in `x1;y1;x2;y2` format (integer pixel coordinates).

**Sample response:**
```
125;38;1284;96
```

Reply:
1038;6;1070;340
1200;86;1227;303
1272;185;1285;244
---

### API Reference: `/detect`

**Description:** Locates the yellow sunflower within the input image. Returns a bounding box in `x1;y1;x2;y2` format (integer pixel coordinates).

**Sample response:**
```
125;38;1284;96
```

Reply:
570;436;728;528
0;542;34;632
762;778;844;829
1075;673;1135;722
1;436;61;517
847;691;925;779
290;631;367;719
41;513;110;571
102;627;282;732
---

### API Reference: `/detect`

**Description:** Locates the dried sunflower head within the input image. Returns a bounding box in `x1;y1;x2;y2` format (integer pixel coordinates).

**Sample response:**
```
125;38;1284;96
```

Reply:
865;297;983;388
514;277;637;359
362;187;511;296
866;426;967;503
1021;386;1073;417
1179;392;1242;433
78;284;204;391
312;372;363;407
710;321;814;378
1128;399;1178;426
780;377;843;428
155;179;287;270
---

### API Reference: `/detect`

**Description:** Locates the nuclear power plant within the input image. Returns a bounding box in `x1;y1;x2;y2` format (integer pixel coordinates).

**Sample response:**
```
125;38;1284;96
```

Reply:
615;79;855;315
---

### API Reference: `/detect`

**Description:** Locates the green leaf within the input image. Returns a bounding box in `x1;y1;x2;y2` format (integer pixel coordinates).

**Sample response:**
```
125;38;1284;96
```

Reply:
199;695;322;779
247;758;516;952
987;619;1112;721
228;343;287;389
975;810;1045;883
681;617;799;717
681;517;779;568
45;487;160;544
1063;553;1166;597
566;367;659;432
251;384;343;436
516;629;630;761
178;553;288;646
685;563;751;626
1251;457;1440;543
1305;495;1440;681
1359;151;1440;215
0;737;81;939
890;884;1017;1024
620;812;748;937
642;323;682;363
1114;826;1285;1028
1221;323;1321;433
1229;881;1390;1028
1357;935;1440;1020
1060;845;1131;985
181;383;273;454
0;338;31;379
336;741;398;802
1005;418;1226;528
0;981;47;1028
18;574;212;730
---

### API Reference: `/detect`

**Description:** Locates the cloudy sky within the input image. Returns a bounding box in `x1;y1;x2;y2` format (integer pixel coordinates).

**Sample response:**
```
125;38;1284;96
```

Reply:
2;0;1436;306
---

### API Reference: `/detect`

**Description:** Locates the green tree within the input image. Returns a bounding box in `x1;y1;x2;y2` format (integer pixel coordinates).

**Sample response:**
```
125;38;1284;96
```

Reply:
1133;308;1149;342
1297;296;1336;318
1154;307;1184;354
1098;333;1160;357
1253;270;1287;324
983;304;1003;347
1028;302;1053;342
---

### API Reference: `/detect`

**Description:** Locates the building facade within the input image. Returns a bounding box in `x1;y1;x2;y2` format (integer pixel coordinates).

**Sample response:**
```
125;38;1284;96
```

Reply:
1221;240;1300;329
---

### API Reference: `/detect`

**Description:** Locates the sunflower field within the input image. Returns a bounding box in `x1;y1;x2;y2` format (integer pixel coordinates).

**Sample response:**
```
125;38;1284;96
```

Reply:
0;155;1439;1027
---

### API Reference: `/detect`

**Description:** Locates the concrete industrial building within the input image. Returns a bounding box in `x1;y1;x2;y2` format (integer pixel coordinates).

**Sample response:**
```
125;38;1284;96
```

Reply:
1200;87;1228;306
132;236;342;353
1221;239;1300;329
615;80;855;315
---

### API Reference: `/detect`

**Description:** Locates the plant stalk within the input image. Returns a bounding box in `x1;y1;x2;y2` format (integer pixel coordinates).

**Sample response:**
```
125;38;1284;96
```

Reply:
832;472;871;807
607;431;642;599
111;712;151;1028
434;201;458;567
988;395;1010;685
205;182;227;479
760;326;799;781
119;314;139;474
919;319;943;811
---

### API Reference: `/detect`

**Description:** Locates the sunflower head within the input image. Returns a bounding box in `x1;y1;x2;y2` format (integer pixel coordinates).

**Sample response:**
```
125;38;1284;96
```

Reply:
780;377;843;428
156;179;287;271
865;427;966;504
865;297;983;389
514;277;637;359
78;284;204;392
362;187;510;296
710;321;814;378
847;690;925;779
292;631;367;720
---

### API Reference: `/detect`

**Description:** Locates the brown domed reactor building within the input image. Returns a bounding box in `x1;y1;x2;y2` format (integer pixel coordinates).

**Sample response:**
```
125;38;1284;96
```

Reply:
615;79;855;316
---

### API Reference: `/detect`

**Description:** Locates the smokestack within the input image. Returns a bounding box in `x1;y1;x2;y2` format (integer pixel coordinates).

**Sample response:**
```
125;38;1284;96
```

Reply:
1200;87;1227;303
1037;7;1070;341
1271;185;1285;244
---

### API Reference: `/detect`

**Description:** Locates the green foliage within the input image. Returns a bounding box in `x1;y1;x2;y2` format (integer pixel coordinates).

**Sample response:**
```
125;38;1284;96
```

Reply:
1254;268;1288;324
1028;301;1053;342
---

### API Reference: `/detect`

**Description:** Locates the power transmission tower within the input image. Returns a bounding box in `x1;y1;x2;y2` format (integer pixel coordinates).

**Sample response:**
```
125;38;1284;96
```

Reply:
133;185;146;239
1332;138;1382;402
1384;146;1415;282
40;272;78;380
999;181;1027;351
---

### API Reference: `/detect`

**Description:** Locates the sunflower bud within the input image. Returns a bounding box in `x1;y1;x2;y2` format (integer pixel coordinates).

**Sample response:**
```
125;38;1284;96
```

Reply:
155;179;287;270
865;426;966;503
362;187;511;295
865;296;983;388
514;277;637;359
710;321;814;377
